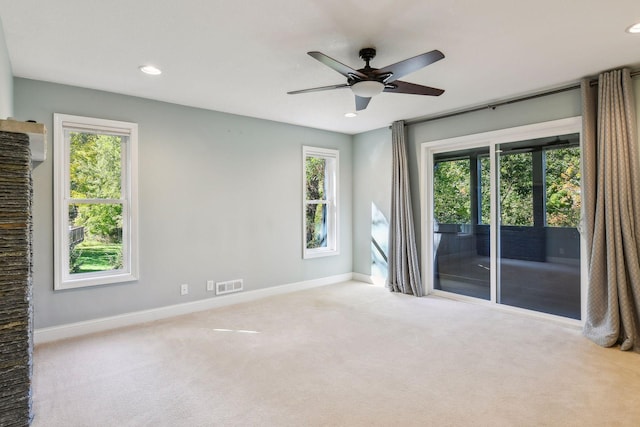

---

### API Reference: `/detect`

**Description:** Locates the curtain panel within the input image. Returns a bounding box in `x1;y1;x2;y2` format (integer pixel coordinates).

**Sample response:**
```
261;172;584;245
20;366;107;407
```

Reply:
582;68;640;352
388;120;423;296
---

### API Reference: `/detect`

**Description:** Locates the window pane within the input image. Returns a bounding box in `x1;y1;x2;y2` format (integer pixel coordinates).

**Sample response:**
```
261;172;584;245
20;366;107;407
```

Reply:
545;147;581;227
305;203;327;249
498;138;581;320
499;152;533;226
305;156;326;201
433;151;490;300
69;203;123;274
69;131;122;199
480;156;490;224
433;159;470;224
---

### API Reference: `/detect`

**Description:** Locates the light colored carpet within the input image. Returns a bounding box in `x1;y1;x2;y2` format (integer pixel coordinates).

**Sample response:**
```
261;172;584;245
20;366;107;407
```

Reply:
32;281;640;426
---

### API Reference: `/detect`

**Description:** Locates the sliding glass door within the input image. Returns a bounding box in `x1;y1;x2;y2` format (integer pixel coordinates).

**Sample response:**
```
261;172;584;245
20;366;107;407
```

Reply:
425;118;583;321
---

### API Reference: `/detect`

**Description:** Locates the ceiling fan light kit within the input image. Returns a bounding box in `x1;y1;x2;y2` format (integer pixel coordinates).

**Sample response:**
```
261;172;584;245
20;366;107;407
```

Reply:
627;22;640;33
351;80;385;97
288;47;445;111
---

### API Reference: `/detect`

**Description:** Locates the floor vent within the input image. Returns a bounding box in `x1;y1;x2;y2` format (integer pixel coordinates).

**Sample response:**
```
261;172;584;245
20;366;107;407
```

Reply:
216;279;243;295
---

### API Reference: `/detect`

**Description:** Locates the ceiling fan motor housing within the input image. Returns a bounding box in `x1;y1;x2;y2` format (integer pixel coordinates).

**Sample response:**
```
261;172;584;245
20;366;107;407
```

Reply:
359;48;377;63
348;48;380;87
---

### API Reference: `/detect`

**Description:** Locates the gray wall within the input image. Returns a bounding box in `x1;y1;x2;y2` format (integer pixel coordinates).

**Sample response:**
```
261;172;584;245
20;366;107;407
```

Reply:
13;74;640;328
14;78;353;329
0;18;12;119
352;127;391;276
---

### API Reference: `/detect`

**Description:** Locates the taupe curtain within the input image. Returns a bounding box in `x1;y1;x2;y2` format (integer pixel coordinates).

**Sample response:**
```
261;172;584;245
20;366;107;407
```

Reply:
388;120;422;296
582;68;640;352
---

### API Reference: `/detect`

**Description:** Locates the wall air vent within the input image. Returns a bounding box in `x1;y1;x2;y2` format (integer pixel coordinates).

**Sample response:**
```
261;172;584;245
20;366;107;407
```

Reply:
216;279;244;295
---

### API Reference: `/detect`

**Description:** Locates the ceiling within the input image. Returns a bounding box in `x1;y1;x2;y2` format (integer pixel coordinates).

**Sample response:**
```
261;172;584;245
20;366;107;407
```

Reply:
1;0;639;135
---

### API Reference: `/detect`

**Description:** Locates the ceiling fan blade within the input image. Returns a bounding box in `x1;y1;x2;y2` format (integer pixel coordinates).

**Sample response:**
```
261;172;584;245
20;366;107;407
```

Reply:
308;51;367;80
287;84;350;95
355;96;371;111
376;50;444;83
384;80;444;96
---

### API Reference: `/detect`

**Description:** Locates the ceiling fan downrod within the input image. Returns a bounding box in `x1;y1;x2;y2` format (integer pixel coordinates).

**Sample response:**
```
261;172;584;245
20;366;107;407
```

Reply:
358;48;377;69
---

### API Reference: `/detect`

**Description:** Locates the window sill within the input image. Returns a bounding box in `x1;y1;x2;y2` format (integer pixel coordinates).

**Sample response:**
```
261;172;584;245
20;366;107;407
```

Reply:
55;271;138;290
303;249;339;259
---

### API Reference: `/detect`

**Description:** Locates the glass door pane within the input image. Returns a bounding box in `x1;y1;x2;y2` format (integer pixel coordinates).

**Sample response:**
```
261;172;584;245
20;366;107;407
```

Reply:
497;134;581;319
433;148;490;300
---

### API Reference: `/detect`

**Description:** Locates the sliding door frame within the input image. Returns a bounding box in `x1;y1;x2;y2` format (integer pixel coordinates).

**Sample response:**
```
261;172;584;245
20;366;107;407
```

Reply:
419;116;585;325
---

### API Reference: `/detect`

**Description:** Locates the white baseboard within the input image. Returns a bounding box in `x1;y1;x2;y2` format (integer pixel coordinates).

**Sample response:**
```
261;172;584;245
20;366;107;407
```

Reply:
352;273;387;286
34;273;355;344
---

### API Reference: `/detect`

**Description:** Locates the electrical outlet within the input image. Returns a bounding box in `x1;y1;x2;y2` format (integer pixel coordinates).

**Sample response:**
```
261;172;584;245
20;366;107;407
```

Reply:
207;280;215;292
180;283;189;295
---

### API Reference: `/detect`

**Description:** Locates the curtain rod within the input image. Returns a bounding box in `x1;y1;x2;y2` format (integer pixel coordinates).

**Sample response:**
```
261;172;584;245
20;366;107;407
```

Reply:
403;69;640;127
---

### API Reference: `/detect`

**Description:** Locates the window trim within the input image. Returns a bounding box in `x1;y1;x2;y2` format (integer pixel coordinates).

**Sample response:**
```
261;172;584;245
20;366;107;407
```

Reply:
302;146;339;259
53;114;139;290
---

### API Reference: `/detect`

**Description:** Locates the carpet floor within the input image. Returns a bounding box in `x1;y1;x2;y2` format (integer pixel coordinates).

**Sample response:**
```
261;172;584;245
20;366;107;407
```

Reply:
32;281;640;426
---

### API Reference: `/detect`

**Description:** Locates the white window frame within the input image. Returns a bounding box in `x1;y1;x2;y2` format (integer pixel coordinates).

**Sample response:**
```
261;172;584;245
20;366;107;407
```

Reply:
302;146;339;259
53;114;139;290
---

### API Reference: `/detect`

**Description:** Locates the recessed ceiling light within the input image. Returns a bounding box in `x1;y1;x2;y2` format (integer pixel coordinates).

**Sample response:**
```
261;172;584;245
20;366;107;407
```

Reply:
139;65;162;75
626;22;640;33
345;112;357;118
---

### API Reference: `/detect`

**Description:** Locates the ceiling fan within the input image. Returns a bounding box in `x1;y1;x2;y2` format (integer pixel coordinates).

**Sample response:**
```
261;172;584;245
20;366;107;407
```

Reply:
288;48;445;111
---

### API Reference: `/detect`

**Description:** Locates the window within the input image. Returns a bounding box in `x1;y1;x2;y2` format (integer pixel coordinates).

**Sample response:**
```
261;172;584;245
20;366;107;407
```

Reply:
303;146;338;258
545;146;581;227
54;114;138;289
499;151;534;226
476;142;581;228
433;158;470;225
480;155;490;224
